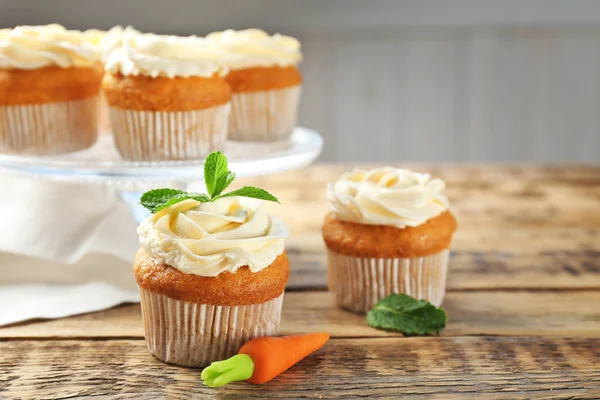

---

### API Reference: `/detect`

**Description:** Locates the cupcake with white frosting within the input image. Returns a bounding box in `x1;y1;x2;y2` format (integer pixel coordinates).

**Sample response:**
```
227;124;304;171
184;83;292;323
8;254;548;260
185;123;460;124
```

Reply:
134;158;288;366
205;29;302;141
322;167;458;313
0;24;103;154
84;26;132;133
102;27;231;161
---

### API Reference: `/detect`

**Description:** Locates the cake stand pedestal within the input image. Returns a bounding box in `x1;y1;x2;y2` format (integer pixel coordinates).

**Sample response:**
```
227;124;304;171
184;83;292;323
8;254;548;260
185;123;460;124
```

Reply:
0;127;323;221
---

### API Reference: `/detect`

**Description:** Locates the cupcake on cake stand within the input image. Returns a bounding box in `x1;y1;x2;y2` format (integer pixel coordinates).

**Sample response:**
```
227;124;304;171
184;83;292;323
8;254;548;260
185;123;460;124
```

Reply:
0;127;323;221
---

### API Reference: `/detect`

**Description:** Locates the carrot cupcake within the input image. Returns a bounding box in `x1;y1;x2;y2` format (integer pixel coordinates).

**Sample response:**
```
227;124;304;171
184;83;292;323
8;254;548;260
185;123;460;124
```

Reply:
135;153;288;366
84;26;131;133
205;29;302;141
0;24;103;154
322;167;457;313
103;27;231;161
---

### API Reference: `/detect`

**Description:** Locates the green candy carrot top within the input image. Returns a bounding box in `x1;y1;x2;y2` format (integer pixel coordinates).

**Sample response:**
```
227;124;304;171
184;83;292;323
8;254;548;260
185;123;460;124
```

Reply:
201;333;330;387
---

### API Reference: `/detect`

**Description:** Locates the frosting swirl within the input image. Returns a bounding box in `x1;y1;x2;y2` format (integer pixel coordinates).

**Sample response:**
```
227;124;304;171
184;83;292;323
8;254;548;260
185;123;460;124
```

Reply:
0;24;100;69
137;197;287;277
327;167;450;228
84;26;134;62
105;27;227;78
205;29;302;69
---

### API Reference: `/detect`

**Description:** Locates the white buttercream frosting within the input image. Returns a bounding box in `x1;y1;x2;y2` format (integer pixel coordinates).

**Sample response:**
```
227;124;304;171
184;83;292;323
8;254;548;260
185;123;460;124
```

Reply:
0;24;100;69
138;197;287;277
84;26;134;62
205;29;302;69
327;167;450;228
105;26;227;78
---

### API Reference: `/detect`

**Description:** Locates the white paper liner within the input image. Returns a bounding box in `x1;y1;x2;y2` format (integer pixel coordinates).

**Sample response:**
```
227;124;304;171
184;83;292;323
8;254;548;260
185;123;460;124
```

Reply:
0;96;99;155
327;249;450;313
97;92;112;134
139;288;284;367
228;85;301;141
109;102;230;161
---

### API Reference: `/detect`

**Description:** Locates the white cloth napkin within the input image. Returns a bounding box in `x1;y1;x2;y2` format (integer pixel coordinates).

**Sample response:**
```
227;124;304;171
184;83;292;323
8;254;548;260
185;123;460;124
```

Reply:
0;173;142;326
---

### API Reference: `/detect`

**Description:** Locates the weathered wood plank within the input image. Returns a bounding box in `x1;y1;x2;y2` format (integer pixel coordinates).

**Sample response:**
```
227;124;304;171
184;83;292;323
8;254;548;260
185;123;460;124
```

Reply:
250;164;600;232
246;164;600;187
241;164;600;289
286;241;600;290
1;337;598;399
2;290;599;339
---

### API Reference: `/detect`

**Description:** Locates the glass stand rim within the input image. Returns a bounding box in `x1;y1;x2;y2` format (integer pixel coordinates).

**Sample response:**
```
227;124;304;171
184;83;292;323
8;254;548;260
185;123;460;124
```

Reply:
0;126;323;188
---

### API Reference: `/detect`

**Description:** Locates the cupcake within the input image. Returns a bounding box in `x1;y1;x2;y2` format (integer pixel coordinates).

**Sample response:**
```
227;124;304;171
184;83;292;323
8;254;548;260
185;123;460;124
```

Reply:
0;24;103;155
205;29;302;141
135;153;288;366
84;26;131;134
103;27;231;161
322;167;457;313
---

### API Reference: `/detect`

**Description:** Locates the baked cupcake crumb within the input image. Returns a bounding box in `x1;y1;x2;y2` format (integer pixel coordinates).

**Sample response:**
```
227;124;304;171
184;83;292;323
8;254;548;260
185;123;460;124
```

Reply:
134;248;290;306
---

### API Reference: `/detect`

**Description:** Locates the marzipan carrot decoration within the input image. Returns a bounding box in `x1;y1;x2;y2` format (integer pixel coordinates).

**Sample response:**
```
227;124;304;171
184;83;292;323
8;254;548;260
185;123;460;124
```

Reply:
201;333;330;387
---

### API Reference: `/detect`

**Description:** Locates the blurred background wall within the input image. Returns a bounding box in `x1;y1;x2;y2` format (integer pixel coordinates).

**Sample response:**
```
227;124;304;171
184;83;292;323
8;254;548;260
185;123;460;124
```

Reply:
2;0;600;163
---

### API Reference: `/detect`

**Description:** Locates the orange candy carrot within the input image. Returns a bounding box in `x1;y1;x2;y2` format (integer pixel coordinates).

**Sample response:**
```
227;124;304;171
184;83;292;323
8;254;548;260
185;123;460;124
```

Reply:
201;333;330;387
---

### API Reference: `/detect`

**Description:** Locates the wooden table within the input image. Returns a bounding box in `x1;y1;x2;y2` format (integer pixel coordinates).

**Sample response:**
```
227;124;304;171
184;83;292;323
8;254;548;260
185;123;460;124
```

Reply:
2;164;600;399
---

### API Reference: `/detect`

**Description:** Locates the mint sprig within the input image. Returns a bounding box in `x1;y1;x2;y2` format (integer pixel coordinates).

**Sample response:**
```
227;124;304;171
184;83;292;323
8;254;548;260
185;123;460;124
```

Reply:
140;151;279;214
204;151;233;198
215;187;279;203
367;293;447;336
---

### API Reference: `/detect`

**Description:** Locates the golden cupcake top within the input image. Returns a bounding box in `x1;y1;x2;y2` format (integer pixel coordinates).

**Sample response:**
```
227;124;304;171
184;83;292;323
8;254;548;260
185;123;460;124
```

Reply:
327;167;450;229
138;152;286;277
0;24;101;69
104;26;228;78
205;29;302;70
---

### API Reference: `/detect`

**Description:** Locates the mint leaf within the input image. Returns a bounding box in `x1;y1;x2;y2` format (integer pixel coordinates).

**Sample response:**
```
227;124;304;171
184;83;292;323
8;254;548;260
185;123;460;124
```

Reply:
189;193;211;203
367;293;447;336
140;188;184;213
154;193;210;213
140;152;280;214
140;189;210;213
204;152;229;198
216;186;279;203
213;171;236;198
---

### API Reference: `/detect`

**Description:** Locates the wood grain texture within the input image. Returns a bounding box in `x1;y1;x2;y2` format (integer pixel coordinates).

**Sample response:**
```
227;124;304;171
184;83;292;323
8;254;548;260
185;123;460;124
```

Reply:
241;164;600;289
2;164;599;398
249;164;600;232
287;244;600;290
2;290;599;339
1;337;598;399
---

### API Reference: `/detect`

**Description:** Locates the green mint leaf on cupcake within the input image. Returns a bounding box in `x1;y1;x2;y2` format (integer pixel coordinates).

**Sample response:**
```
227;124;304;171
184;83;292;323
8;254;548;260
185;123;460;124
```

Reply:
204;151;233;198
215;171;237;198
215;187;279;203
139;151;279;213
367;293;448;336
140;188;185;213
156;193;211;213
140;190;210;213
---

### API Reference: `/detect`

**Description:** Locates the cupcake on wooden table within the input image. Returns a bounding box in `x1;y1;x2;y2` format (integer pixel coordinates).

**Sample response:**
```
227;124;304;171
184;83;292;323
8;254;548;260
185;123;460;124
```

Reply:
206;29;302;141
103;27;231;161
135;152;288;367
322;168;457;313
0;24;103;154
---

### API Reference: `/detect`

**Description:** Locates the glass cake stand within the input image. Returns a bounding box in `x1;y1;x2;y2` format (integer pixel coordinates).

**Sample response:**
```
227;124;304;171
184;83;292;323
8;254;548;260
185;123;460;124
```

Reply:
0;126;323;221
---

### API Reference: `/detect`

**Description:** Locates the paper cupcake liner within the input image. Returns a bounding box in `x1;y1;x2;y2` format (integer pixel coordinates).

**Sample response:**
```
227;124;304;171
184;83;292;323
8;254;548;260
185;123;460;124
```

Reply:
109;102;230;161
327;249;450;313
0;96;99;155
97;92;112;134
228;85;301;141
139;288;284;367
